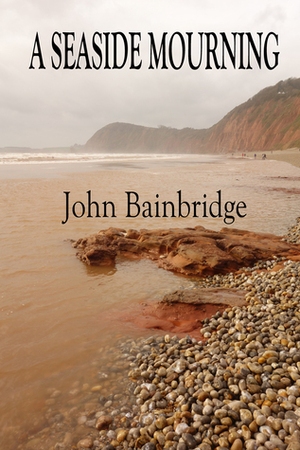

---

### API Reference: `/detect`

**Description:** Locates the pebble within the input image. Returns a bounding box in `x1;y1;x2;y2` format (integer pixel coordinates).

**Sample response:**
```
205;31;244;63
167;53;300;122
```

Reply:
231;439;243;450
95;415;112;430
15;218;300;450
77;437;94;448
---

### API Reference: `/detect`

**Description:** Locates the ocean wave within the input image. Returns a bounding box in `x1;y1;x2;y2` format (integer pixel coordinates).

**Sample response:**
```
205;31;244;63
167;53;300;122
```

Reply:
0;152;187;165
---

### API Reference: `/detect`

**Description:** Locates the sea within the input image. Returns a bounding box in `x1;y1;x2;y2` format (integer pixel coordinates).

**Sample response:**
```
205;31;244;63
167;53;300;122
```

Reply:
0;150;300;448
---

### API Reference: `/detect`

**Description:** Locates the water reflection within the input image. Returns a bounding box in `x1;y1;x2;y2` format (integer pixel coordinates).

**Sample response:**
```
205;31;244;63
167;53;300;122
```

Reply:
85;264;117;277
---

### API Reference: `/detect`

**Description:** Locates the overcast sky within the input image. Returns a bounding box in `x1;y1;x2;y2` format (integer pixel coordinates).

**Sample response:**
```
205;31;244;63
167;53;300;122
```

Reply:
1;0;300;148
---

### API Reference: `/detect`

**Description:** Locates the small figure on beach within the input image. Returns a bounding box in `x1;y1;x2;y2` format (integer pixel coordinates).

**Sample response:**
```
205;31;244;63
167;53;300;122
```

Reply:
254;153;256;158
262;153;266;159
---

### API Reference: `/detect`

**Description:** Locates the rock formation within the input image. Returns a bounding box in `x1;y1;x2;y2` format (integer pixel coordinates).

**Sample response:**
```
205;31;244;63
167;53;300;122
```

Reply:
73;226;300;277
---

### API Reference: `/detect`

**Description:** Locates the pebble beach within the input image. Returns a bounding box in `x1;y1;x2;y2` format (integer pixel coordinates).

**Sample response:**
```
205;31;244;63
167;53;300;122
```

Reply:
18;217;300;450
2;149;299;450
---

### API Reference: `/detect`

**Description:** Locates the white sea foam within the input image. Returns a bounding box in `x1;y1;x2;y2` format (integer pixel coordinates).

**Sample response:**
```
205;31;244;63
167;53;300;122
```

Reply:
0;151;185;165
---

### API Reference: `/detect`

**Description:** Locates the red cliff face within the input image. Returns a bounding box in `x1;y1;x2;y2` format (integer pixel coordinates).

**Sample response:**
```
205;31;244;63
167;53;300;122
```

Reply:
207;89;300;153
85;78;300;153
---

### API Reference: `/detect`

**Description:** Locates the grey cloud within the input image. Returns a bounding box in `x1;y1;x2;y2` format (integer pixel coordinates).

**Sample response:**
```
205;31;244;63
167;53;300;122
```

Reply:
0;1;300;147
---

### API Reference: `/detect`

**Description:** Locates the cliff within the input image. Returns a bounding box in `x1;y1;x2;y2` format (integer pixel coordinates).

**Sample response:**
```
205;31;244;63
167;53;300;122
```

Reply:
207;77;300;153
85;123;208;153
85;78;300;153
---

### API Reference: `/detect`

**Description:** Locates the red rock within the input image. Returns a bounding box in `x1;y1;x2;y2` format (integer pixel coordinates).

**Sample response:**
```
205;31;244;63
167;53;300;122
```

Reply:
161;288;246;307
291;255;300;262
118;288;247;340
126;229;141;239
73;226;300;276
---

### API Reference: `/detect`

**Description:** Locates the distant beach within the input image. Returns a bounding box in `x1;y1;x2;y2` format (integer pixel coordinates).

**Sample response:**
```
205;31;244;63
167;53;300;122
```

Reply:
242;148;300;168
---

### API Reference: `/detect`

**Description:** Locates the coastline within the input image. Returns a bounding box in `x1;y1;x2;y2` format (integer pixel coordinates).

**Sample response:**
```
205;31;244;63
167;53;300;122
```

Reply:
1;155;300;450
231;148;300;169
18;218;300;450
256;148;300;169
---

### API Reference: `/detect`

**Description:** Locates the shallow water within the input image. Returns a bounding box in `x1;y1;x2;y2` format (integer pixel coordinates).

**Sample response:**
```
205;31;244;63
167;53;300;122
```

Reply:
0;153;300;447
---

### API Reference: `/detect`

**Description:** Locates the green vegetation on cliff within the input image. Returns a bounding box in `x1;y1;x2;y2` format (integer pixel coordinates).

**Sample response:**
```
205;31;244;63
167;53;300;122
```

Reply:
85;78;300;153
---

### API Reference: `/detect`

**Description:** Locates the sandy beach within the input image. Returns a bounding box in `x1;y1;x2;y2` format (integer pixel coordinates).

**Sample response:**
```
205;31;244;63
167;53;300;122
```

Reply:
248;148;300;168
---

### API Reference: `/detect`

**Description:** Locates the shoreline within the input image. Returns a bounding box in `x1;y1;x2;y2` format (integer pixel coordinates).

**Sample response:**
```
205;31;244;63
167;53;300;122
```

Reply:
258;148;300;169
2;152;299;450
228;148;300;169
17;218;300;450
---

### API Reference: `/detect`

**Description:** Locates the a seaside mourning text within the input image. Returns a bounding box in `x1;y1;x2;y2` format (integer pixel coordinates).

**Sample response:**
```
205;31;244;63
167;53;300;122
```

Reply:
29;31;279;70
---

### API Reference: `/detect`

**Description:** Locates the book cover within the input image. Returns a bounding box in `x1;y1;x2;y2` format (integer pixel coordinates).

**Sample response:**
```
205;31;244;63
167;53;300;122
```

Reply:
1;2;300;449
